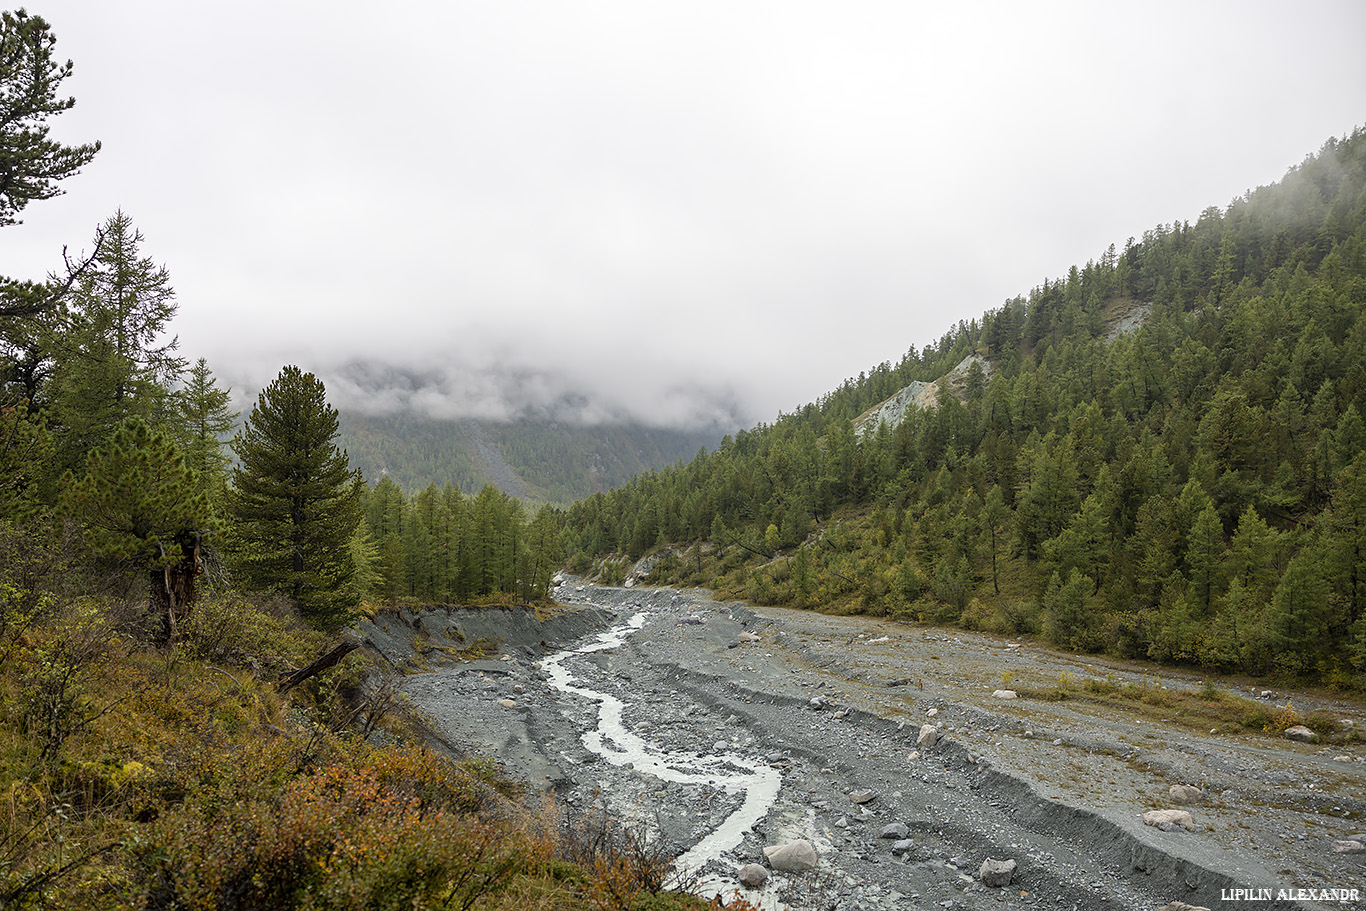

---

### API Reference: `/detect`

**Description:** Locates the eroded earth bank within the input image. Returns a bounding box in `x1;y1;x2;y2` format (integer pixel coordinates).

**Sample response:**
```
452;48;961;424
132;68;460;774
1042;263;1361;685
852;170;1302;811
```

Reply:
361;582;1366;911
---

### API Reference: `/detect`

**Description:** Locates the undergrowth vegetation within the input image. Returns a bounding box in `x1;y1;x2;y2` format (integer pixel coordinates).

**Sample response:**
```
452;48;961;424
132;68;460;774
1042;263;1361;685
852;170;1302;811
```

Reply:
0;528;752;910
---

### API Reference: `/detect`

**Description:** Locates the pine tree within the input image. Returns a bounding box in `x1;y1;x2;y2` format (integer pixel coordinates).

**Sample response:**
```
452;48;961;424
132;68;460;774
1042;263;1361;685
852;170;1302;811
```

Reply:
0;10;100;231
60;417;214;644
228;366;362;630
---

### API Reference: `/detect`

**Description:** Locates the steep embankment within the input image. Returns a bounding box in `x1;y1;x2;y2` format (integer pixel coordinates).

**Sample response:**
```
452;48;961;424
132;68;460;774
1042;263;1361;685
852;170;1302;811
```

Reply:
381;583;1366;911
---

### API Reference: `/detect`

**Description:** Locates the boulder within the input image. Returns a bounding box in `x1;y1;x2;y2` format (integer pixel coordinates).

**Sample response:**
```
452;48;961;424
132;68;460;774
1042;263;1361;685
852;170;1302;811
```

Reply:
1284;725;1318;743
1143;809;1194;830
849;789;877;805
992;689;1018;699
1168;785;1204;805
737;863;769;888
1331;840;1366;855
917;724;938;749
496;698;517;708
763;839;818;872
979;858;1017;887
879;823;909;839
891;838;914;856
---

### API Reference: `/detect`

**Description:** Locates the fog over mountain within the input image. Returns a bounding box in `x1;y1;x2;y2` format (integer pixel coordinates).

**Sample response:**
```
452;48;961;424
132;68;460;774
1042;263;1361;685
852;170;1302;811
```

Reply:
324;356;749;432
8;1;1366;431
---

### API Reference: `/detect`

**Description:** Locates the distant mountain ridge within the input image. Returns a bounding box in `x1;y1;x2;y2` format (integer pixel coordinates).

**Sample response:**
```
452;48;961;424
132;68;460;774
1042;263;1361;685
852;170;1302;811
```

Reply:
337;410;725;505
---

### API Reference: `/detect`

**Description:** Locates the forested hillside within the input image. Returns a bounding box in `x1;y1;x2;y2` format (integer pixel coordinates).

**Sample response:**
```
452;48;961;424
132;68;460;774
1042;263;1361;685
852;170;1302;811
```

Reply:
338;411;723;507
561;128;1366;685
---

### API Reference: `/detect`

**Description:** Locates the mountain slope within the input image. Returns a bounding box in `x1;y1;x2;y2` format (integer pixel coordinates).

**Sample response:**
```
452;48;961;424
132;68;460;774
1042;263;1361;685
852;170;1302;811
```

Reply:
560;127;1366;684
337;411;724;506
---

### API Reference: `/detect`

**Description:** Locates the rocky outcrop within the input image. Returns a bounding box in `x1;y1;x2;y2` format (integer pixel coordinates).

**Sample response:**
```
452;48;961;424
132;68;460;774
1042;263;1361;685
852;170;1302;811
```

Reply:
853;355;990;438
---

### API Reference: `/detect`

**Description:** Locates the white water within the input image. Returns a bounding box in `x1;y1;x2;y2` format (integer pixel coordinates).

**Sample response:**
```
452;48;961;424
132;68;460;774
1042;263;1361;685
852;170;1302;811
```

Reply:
542;606;783;890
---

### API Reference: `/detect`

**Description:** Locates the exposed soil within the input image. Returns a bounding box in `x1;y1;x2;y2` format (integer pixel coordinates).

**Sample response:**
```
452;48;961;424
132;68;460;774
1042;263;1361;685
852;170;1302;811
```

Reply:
376;583;1366;911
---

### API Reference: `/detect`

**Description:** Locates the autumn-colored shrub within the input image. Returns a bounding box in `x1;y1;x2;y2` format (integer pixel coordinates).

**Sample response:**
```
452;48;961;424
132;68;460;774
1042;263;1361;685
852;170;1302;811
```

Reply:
134;743;541;911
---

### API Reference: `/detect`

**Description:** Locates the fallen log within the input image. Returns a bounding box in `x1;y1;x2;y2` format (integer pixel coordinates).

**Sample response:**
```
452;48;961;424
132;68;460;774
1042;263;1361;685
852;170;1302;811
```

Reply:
278;640;358;693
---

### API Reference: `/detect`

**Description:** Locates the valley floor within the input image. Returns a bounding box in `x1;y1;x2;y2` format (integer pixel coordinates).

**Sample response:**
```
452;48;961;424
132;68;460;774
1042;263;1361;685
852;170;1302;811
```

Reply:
391;583;1366;911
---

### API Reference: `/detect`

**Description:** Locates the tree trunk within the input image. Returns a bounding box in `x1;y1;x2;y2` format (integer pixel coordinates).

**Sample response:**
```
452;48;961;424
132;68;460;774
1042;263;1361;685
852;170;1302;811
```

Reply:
150;532;202;647
278;640;358;693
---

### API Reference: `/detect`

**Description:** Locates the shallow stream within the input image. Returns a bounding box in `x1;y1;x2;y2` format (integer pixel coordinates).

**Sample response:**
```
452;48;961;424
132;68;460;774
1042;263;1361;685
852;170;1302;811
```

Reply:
541;603;783;896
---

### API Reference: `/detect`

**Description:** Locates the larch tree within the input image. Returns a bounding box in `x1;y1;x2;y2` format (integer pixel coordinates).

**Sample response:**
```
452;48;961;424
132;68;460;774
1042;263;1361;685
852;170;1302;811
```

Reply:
228;366;363;630
48;211;184;473
174;357;236;510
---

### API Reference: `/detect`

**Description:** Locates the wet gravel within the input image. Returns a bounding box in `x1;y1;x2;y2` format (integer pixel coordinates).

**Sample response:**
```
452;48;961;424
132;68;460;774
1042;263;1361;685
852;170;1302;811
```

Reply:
394;582;1366;911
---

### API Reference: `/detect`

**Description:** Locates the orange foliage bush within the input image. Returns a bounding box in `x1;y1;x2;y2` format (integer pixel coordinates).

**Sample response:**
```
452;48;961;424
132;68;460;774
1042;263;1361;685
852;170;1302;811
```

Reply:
134;744;543;911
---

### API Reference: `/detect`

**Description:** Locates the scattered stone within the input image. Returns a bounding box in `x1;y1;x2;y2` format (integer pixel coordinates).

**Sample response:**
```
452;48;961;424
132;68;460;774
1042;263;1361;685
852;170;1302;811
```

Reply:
850;789;877;805
1284;725;1318;743
1168;785;1204;805
1332;840;1366;855
891;838;914;856
737;863;769;888
763;839;818;872
907;750;920;760
512;684;525;694
738;632;760;643
1143;810;1195;830
926;707;939;717
917;725;938;749
880;823;909;839
677;615;704;626
1346;833;1366;844
992;689;1018;699
810;696;829;710
835;816;849;828
979;858;1017;887
714;741;730;751
496;698;517;708
1333;755;1352;763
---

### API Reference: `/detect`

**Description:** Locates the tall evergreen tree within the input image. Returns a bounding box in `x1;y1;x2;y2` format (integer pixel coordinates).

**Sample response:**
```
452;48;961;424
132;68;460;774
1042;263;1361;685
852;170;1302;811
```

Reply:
174;357;236;510
228;366;362;630
48;211;184;472
0;10;99;232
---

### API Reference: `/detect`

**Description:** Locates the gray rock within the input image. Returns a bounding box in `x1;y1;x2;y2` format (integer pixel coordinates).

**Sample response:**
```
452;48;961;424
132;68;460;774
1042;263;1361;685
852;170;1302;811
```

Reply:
1332;840;1366;854
917;724;938;749
1168;785;1204;805
1143;809;1194;830
764;839;818;872
1284;725;1318;743
979;858;1017;887
737;863;769;888
850;789;877;805
880;823;909;839
891;838;914;855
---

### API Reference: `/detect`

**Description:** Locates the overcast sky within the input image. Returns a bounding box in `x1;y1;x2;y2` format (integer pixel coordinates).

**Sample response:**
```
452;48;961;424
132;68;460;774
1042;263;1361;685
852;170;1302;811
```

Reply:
9;1;1366;430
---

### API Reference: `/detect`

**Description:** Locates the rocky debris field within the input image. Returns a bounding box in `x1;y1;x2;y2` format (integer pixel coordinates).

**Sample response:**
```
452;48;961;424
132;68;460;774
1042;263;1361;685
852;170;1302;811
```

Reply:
385;584;1366;911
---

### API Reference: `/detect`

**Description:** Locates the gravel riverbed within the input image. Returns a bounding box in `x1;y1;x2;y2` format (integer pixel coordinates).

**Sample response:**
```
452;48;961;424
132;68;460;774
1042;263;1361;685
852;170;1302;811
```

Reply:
385;582;1366;911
